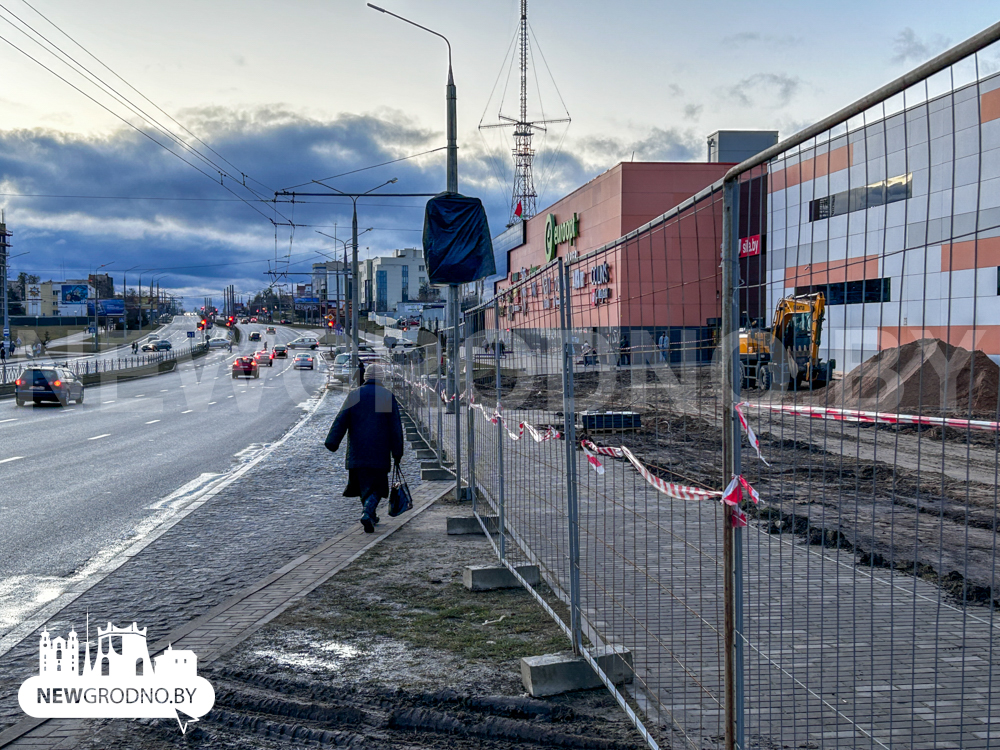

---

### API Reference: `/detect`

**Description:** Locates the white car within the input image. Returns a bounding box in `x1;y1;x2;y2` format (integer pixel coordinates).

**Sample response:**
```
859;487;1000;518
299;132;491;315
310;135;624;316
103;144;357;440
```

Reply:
287;336;319;350
146;334;159;342
331;353;351;382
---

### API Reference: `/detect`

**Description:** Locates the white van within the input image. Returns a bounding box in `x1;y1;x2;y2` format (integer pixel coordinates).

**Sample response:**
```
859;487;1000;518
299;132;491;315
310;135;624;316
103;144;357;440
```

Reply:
287;336;319;350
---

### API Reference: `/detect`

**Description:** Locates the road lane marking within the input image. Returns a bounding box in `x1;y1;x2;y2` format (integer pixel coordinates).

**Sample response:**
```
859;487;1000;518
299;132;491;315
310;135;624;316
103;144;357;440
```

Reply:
208;401;217;405
134;394;145;398
160;389;168;392
0;456;24;465
181;409;193;414
227;395;234;398
103;400;115;404
0;419;17;424
88;434;111;441
145;419;161;424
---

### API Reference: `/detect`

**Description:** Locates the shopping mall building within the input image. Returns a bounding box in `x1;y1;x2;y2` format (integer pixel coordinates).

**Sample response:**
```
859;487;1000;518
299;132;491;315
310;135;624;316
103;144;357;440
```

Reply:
494;71;1000;372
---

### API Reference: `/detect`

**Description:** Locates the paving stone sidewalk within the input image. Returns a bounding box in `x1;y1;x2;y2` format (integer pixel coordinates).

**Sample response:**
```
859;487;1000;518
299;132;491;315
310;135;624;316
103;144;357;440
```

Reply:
0;384;443;744
0;478;451;749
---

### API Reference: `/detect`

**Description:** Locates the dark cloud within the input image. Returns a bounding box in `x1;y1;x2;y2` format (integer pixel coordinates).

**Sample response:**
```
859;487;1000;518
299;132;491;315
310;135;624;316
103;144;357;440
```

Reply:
891;28;951;65
0;107;707;306
726;73;801;108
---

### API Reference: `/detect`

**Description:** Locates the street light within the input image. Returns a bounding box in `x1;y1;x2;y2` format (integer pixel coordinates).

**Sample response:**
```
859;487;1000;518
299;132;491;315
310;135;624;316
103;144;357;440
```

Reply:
369;3;462;500
92;262;113;352
312;179;397;377
316;228;372;338
121;265;139;340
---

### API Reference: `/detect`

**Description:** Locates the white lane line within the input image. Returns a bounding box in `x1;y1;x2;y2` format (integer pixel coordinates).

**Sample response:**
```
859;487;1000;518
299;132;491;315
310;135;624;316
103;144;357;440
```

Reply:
87;434;111;441
145;419;161;425
0;456;24;465
208;401;217;405
181;409;193;414
134;394;145;398
227;395;234;398
103;400;115;404
160;389;168;392
0;418;17;424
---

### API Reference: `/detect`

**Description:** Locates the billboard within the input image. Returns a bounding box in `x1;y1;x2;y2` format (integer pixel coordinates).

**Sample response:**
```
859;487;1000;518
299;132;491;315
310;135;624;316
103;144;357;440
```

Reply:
87;300;125;315
60;284;89;303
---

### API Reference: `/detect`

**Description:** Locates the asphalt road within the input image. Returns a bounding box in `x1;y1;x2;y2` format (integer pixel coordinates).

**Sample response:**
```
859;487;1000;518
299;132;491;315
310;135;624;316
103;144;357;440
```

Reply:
0;322;331;635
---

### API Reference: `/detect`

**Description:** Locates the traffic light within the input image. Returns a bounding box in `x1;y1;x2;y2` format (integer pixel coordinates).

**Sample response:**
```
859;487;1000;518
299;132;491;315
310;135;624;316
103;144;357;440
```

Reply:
327;320;334;328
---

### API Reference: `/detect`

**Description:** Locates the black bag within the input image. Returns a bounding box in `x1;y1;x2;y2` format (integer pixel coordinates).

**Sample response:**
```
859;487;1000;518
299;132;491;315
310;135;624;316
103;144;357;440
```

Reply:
388;464;413;517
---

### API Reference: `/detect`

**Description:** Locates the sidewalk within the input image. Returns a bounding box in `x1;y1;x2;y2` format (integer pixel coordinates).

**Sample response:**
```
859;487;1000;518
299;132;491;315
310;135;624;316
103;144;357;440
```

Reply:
0;478;454;749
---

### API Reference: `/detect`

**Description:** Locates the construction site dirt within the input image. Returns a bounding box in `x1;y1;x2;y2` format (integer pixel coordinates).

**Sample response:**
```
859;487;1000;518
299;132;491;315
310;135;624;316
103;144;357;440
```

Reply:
476;365;999;611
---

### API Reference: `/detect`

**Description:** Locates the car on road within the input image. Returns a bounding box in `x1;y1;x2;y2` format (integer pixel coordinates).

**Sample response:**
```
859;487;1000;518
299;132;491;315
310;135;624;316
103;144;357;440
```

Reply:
240;318;250;324
231;356;259;379
250;317;258;323
146;334;159;341
287;336;319;350
265;326;276;335
248;331;261;342
14;367;85;406
208;338;231;349
254;349;274;367
141;340;173;352
280;319;290;324
292;353;314;370
272;344;288;358
331;353;351;382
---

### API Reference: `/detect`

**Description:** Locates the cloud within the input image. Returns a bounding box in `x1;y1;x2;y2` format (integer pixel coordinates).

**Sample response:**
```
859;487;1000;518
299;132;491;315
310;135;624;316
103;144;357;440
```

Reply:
891;28;951;65
726;73;801;108
721;32;801;48
683;104;703;121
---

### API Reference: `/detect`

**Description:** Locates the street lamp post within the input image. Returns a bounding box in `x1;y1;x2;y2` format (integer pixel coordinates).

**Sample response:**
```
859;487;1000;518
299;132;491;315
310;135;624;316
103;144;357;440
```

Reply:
122;265;139;340
369;3;462;500
317;228;372;343
309;180;397;379
92;262;113;353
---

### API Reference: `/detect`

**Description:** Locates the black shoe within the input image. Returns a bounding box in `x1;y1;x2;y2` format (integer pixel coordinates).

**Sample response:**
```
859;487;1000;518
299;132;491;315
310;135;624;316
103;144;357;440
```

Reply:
360;513;374;533
373;514;380;525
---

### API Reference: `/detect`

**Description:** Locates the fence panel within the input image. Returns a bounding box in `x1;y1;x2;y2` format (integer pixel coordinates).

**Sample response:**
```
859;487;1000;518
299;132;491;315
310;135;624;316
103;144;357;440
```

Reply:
730;41;1000;750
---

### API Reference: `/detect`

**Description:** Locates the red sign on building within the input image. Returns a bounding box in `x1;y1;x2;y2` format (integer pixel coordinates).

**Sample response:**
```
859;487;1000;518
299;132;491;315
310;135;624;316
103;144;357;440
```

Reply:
739;234;761;257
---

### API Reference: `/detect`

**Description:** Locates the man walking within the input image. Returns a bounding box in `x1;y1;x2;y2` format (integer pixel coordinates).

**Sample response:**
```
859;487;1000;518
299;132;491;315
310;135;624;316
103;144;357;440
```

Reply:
325;363;404;533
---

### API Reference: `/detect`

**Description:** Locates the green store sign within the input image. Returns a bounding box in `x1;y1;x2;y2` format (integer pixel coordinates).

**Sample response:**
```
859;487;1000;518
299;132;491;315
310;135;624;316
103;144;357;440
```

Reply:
544;213;580;262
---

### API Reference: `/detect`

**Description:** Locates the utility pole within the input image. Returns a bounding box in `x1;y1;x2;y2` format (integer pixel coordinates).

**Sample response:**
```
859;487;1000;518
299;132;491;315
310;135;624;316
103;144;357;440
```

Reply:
0;215;9;357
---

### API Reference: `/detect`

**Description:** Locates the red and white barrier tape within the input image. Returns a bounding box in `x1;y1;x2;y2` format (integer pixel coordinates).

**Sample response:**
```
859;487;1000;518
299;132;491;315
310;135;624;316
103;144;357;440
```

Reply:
751;402;1000;432
735;401;771;466
471;401;561;442
581;439;756;526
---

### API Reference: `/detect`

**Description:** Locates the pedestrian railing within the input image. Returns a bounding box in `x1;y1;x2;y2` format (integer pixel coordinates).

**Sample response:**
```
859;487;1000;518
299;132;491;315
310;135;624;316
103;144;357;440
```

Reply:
0;342;209;386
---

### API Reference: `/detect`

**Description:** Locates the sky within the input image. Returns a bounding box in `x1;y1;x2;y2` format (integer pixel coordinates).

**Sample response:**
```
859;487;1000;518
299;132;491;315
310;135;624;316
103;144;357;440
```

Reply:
0;0;998;309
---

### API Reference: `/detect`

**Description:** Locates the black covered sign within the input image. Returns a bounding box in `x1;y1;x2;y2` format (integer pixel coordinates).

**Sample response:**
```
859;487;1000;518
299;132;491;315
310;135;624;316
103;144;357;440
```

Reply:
422;192;495;284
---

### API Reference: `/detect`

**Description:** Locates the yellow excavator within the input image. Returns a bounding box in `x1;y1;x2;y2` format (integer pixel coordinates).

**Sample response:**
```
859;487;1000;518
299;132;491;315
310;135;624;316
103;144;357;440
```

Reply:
739;292;835;390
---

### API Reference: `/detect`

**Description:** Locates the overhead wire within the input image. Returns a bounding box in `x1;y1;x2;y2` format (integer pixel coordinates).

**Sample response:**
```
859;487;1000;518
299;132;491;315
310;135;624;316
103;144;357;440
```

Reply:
281;146;448;191
18;0;277;199
0;4;289;225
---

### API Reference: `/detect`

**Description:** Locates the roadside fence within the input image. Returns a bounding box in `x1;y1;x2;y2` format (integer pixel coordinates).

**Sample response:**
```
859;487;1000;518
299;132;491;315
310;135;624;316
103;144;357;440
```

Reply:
385;24;1000;750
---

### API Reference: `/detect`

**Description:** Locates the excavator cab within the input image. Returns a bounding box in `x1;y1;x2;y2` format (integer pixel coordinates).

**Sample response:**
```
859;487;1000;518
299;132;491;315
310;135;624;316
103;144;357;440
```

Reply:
739;292;835;390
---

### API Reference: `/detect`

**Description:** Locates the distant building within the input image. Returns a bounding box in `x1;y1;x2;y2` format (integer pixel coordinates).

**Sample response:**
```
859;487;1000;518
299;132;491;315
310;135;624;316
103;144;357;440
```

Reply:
358;248;429;313
311;261;351;317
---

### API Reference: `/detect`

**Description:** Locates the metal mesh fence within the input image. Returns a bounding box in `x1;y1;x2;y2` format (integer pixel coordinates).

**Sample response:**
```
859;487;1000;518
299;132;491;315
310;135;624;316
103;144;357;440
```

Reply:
383;24;1000;750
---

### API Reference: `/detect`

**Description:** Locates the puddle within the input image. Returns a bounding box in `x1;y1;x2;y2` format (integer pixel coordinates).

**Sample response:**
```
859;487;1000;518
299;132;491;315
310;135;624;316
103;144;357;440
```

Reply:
253;638;363;672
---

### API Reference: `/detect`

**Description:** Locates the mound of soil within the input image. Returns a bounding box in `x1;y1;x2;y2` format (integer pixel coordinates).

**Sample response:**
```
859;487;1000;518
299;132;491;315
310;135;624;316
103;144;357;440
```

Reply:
816;338;999;416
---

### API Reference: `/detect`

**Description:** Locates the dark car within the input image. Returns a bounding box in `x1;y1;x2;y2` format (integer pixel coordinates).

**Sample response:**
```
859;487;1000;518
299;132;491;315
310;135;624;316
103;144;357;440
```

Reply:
272;344;289;358
15;367;85;406
248;331;262;342
141;340;172;352
254;349;274;367
232;356;259;379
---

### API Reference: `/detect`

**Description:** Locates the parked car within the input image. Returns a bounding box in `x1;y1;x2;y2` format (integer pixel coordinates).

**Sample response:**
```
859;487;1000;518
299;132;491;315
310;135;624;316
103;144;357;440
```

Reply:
265;326;276;335
288;336;319;350
141;340;173;352
254;349;274;367
292;353;314;370
272;344;289;358
14;367;85;406
232;356;259;379
208;338;231;349
248;331;261;342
